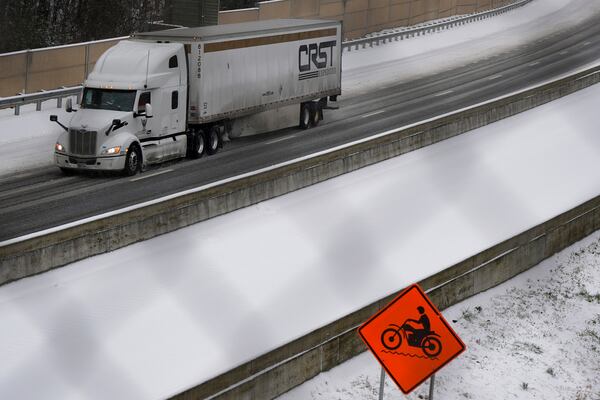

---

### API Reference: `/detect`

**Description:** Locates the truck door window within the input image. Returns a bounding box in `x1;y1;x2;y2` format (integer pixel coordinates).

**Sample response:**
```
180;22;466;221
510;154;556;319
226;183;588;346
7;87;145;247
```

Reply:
169;56;178;68
171;91;178;109
138;92;151;113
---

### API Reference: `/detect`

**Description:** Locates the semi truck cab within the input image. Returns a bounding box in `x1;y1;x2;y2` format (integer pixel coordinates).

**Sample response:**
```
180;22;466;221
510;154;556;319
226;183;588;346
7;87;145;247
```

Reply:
52;40;189;175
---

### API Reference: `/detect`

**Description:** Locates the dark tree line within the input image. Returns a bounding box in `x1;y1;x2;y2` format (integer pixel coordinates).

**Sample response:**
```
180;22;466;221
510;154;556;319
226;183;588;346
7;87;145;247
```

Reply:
0;0;260;53
0;0;165;53
0;0;166;52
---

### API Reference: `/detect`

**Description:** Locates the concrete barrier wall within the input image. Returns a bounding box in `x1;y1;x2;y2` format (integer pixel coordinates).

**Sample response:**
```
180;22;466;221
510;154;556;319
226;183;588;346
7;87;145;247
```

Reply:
219;0;520;39
173;191;600;399
27;46;86;92
0;38;123;97
2;65;600;285
0;53;27;97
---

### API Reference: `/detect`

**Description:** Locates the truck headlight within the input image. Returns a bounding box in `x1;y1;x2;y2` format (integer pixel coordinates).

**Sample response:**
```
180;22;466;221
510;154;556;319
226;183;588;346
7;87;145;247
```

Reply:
102;146;121;155
55;143;65;152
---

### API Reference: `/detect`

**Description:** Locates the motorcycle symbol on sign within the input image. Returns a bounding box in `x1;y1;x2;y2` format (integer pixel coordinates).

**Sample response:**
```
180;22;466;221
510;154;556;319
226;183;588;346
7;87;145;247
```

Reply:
380;306;443;358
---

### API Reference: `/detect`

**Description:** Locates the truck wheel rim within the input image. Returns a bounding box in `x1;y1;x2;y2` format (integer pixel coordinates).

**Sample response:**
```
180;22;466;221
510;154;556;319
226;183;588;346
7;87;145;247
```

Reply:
129;151;138;170
210;132;218;149
198;136;204;154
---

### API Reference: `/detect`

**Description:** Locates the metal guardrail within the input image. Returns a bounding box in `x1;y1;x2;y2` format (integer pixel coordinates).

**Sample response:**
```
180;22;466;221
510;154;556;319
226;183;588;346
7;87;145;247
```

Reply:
0;0;531;116
342;0;534;52
0;86;82;116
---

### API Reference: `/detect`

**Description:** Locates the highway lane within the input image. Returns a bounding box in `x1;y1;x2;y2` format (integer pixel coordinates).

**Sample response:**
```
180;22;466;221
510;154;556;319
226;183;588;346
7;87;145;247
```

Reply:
2;11;600;242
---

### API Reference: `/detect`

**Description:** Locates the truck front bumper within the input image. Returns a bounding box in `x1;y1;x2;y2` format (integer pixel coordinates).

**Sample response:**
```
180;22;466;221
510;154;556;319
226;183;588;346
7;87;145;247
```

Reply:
55;153;126;171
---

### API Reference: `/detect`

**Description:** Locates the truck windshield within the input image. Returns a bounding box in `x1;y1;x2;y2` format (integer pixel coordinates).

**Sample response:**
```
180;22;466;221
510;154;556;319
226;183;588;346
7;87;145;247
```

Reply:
81;88;136;111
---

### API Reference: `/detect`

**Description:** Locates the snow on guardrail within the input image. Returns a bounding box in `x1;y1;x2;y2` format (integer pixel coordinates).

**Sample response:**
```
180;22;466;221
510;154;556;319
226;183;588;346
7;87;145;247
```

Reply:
342;0;533;51
0;86;82;116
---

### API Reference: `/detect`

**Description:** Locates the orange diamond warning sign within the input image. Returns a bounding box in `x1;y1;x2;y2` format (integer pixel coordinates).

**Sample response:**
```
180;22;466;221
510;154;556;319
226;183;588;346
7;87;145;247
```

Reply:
358;284;466;394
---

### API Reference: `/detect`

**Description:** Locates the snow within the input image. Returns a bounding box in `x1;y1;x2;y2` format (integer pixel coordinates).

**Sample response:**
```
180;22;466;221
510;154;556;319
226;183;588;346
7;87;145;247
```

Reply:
278;230;600;400
1;58;600;398
0;103;71;173
342;0;600;94
2;0;600;176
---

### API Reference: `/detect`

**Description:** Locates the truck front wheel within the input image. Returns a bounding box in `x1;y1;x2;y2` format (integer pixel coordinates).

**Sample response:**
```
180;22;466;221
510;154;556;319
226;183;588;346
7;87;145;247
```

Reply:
124;144;141;176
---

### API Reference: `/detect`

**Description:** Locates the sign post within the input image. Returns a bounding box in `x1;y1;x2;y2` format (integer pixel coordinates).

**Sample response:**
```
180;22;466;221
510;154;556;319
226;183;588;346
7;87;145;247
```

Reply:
378;366;385;400
359;284;465;395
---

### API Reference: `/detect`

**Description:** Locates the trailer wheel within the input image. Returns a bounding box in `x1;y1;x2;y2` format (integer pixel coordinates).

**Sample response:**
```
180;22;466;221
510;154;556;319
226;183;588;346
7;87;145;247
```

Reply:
309;102;320;127
299;103;310;130
123;144;141;176
187;130;205;159
206;126;221;155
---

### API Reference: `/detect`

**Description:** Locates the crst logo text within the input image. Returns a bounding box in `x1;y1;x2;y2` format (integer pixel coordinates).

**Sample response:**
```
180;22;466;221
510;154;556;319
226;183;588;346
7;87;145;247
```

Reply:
298;40;337;72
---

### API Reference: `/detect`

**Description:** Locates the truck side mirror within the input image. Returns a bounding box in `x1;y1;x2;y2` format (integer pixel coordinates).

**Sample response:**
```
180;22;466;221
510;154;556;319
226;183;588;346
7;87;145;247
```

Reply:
106;119;128;135
145;103;153;118
50;115;68;131
65;98;73;113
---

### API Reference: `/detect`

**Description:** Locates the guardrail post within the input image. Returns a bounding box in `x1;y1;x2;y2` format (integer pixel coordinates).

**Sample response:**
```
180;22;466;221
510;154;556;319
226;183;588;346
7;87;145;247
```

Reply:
84;45;90;80
36;100;42;111
15;104;20;116
57;97;63;108
24;50;32;94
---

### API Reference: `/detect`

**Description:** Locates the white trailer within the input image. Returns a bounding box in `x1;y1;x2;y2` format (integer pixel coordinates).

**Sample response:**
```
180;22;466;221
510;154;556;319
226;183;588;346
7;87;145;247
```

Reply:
51;19;342;175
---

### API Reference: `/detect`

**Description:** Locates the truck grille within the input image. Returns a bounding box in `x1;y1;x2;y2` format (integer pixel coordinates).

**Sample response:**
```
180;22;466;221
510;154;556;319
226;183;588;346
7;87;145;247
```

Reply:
69;129;97;155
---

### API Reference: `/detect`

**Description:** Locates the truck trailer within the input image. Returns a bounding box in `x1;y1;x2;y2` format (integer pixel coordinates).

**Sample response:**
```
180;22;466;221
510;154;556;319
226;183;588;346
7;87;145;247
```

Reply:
51;19;342;175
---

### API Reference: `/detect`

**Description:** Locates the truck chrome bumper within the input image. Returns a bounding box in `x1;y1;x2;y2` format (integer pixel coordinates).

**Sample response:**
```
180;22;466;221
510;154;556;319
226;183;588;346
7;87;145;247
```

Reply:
55;153;126;171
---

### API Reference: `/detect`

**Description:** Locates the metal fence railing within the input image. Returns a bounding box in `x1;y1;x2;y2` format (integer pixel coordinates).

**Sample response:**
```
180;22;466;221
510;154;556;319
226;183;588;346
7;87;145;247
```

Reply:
0;87;82;116
342;0;533;51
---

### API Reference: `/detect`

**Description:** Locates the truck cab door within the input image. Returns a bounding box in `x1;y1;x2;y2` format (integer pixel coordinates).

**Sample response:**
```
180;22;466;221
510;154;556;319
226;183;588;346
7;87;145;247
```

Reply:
136;91;161;164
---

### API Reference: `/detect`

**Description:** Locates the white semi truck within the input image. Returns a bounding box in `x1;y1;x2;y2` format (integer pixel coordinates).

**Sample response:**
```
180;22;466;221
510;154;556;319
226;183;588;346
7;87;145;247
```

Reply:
51;19;342;175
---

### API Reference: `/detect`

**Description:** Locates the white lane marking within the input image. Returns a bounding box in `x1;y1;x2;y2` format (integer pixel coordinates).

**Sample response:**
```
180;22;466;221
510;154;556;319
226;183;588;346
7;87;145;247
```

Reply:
529;61;540;67
266;136;295;145
488;74;503;80
130;168;173;182
361;110;386;118
583;41;591;46
0;176;79;200
559;50;568;55
434;89;454;97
